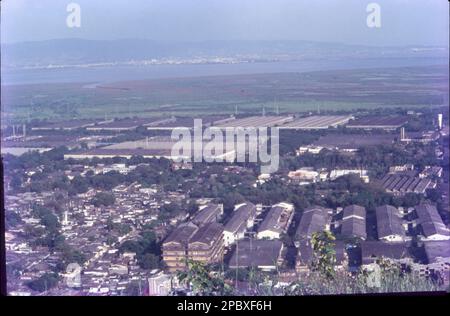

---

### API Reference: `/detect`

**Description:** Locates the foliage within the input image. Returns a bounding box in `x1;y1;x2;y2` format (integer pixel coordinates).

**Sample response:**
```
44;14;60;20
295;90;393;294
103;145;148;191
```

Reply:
26;273;59;292
91;192;116;207
177;260;234;296
310;231;336;279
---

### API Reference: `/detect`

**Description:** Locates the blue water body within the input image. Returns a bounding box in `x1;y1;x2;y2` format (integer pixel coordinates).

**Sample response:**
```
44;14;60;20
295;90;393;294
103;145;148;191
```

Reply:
1;57;448;86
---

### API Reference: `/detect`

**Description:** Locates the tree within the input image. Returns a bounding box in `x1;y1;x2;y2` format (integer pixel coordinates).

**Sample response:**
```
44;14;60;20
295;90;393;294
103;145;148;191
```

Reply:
10;175;22;190
310;231;336;279
177;260;233;296
91;192;115;207
26;273;59;292
138;253;160;270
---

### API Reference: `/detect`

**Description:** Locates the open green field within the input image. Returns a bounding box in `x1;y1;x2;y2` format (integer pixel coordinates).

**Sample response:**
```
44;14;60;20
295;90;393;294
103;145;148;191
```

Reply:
2;65;448;123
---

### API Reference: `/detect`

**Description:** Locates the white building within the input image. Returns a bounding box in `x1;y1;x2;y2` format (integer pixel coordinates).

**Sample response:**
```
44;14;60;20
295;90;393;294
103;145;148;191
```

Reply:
223;203;256;247
256;202;295;240
330;169;369;183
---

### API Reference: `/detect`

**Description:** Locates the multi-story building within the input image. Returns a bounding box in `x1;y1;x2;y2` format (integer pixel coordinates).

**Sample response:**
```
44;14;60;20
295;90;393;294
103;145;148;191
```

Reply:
162;222;198;272
188;222;224;265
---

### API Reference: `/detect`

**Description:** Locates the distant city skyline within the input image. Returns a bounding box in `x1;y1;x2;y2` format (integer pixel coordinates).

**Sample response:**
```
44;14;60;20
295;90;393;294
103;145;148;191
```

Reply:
1;0;448;46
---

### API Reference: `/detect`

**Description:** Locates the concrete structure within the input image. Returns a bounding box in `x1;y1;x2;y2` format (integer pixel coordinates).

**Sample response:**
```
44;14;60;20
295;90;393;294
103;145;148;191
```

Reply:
162;222;198;272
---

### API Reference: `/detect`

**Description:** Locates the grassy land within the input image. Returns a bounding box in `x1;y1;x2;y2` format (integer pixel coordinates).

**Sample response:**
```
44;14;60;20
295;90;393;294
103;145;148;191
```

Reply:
2;65;448;122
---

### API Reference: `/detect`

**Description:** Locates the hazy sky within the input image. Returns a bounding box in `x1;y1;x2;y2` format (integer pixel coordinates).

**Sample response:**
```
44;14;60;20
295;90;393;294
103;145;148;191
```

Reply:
1;0;448;46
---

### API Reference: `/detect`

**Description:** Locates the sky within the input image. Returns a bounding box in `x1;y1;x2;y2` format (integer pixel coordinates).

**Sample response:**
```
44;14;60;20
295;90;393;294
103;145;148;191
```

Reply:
1;0;448;46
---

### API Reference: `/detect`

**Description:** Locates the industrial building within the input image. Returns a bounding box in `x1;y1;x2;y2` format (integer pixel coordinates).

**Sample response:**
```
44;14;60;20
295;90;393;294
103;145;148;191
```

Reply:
228;239;284;271
346;116;408;130
302;134;396;153
295;206;331;242
378;174;435;195
223;202;257;247
375;205;406;242
86;117;173;132
414;204;450;241
329;169;369;183
146;116;225;131
31;119;103;131
279;115;352;130
256;202;294;239
213;115;294;129
339;205;367;240
361;241;412;266
63;136;237;161
191;204;223;227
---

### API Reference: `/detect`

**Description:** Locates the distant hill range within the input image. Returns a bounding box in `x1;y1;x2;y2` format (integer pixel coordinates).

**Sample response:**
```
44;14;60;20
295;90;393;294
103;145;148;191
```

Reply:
2;39;448;68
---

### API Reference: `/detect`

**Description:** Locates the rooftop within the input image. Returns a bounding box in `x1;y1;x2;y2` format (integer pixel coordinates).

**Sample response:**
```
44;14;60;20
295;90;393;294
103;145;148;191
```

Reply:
224;202;256;234
228;239;283;268
415;204;450;238
375;205;405;239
